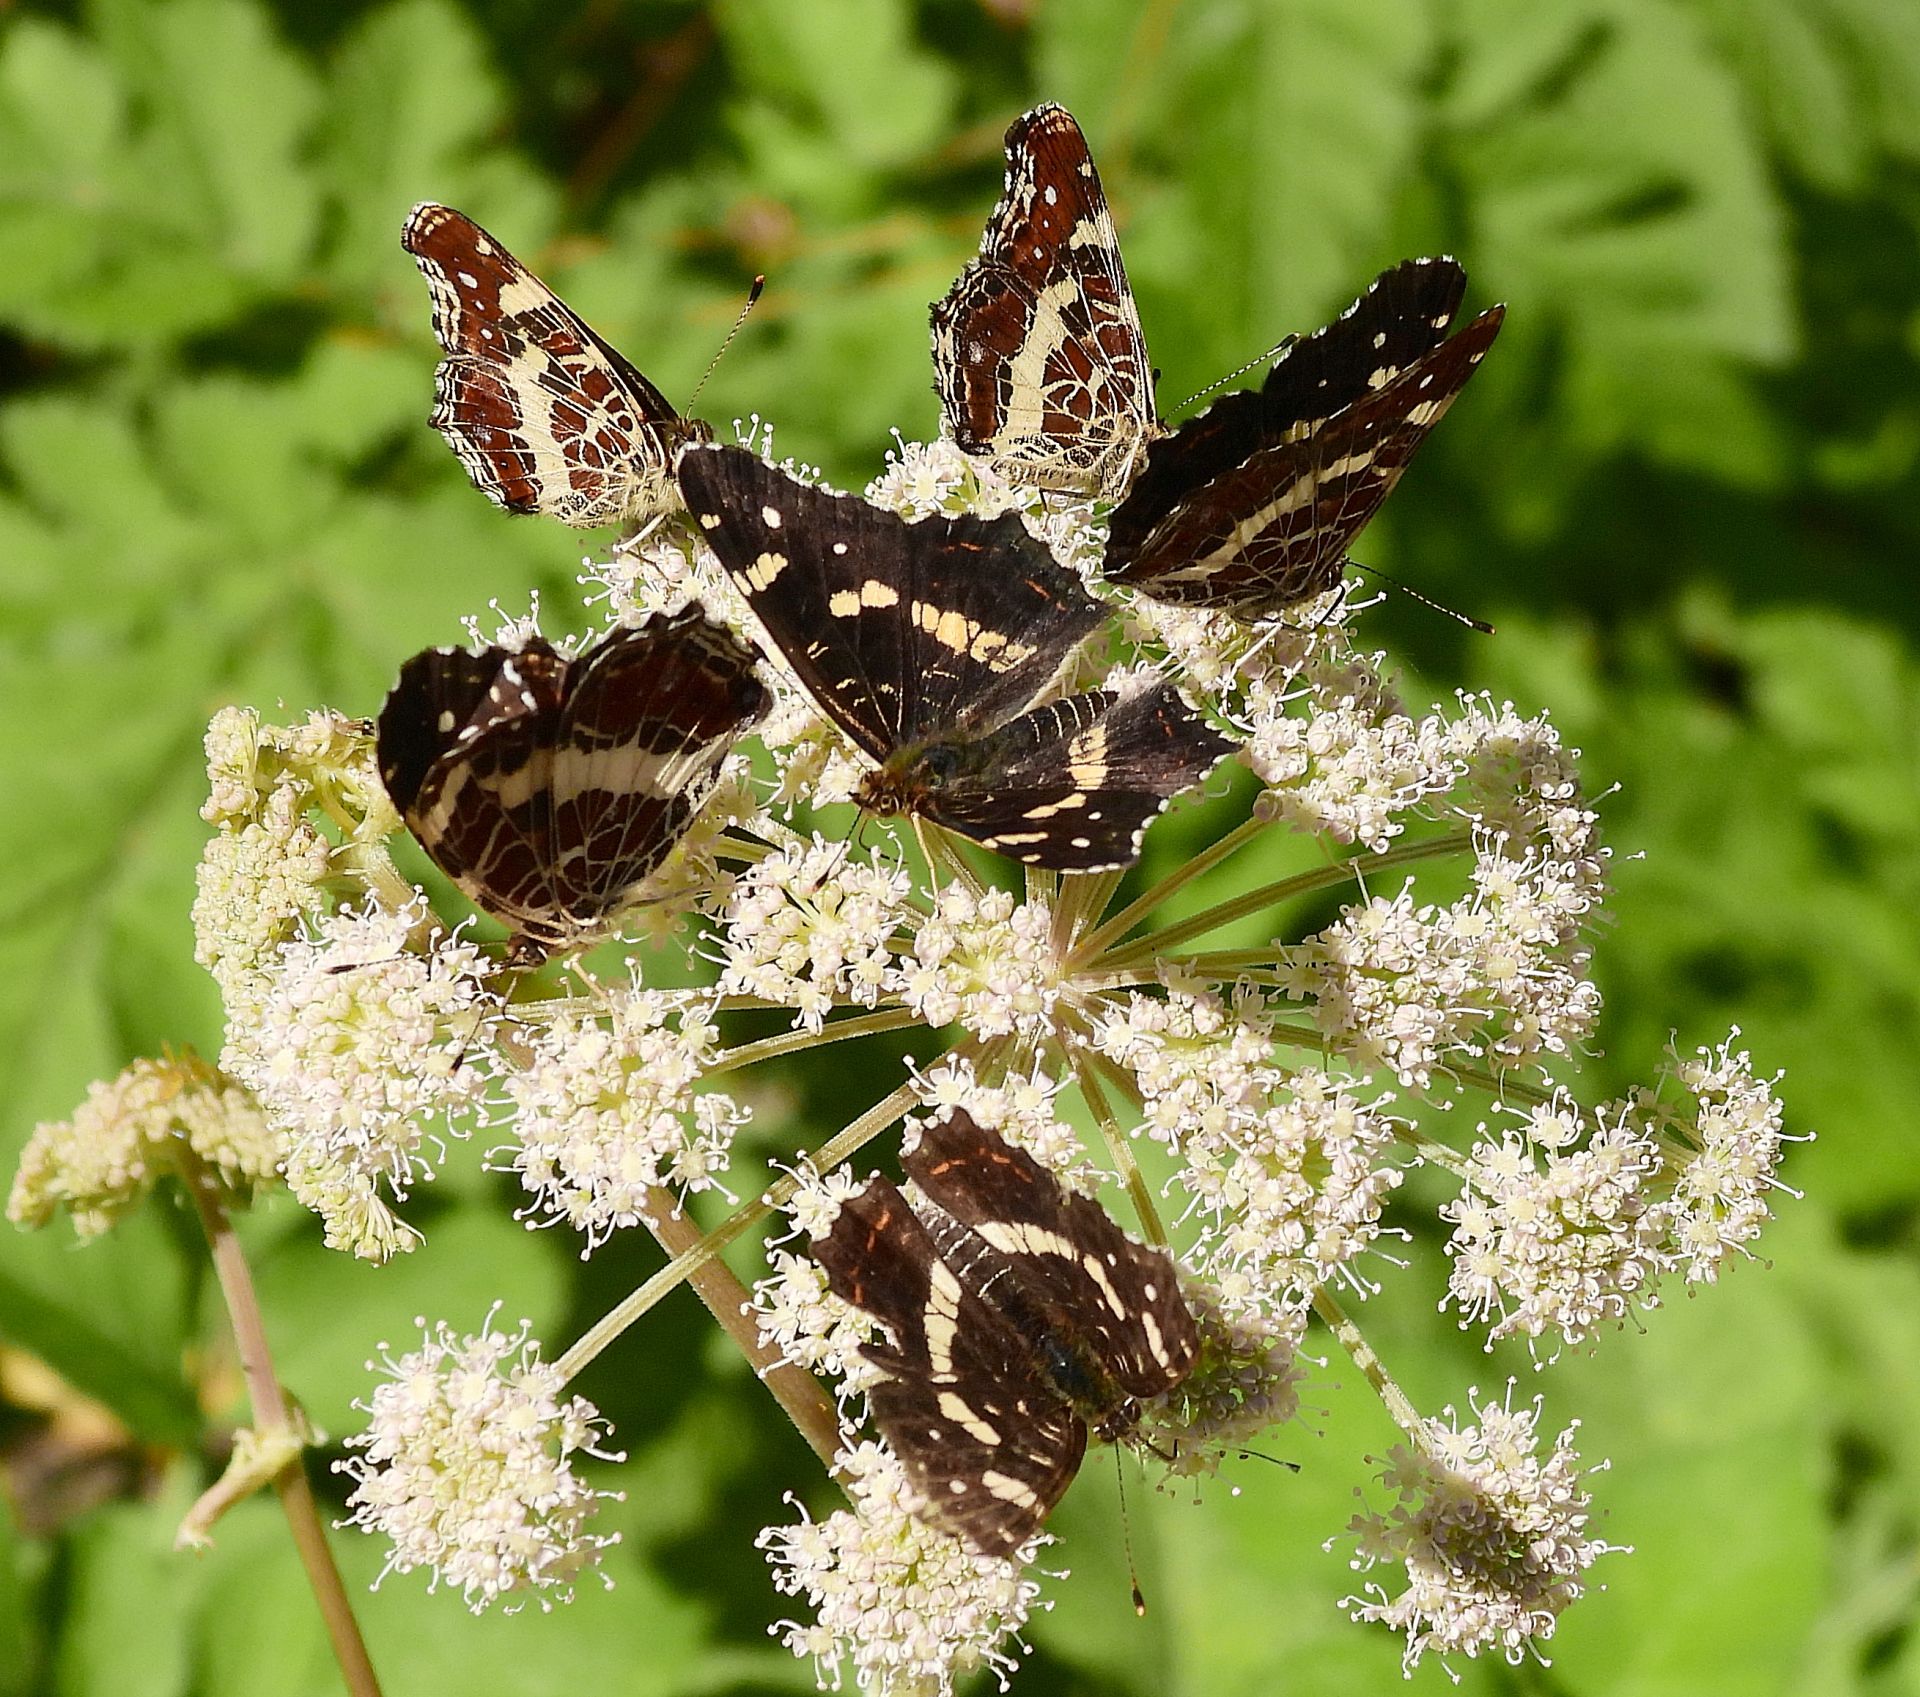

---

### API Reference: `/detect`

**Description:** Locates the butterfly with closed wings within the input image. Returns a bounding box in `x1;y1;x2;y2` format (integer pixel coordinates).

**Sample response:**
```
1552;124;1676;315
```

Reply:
811;1108;1200;1557
402;202;712;529
675;444;1236;873
377;608;766;962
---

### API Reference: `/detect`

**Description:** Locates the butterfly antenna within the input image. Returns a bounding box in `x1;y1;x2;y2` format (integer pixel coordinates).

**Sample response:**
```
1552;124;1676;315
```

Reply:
1347;558;1495;635
1172;334;1293;417
1230;1446;1302;1473
686;274;766;411
1115;1448;1149;1617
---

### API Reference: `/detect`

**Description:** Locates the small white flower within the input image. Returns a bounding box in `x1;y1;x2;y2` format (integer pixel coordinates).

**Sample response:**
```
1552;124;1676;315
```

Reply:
338;1309;623;1611
1339;1385;1620;1671
759;1441;1046;1696
229;896;496;1260
909;1057;1092;1186
498;984;749;1250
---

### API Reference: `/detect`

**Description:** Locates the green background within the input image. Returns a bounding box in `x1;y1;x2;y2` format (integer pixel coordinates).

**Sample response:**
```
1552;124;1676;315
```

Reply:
1;0;1916;1691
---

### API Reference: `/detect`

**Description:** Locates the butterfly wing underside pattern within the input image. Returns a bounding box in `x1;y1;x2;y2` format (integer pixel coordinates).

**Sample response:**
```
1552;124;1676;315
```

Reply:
932;104;1158;493
402;202;708;528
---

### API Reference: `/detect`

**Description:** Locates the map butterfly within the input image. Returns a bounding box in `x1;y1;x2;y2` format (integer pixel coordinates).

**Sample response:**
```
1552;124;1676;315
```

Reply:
377;608;766;961
811;1108;1200;1556
1103;257;1505;616
676;444;1236;871
932;104;1156;495
403;202;712;529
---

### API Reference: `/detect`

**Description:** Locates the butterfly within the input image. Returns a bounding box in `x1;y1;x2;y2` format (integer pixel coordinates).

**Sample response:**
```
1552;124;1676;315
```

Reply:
402;202;711;529
675;444;1237;872
376;608;766;961
931;103;1156;495
811;1108;1200;1557
1102;257;1506;616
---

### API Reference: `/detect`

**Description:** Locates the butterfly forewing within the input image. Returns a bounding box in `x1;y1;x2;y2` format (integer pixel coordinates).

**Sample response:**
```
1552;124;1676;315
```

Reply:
402;203;707;529
932;103;1157;492
377;610;765;956
676;444;1104;749
903;1110;1200;1401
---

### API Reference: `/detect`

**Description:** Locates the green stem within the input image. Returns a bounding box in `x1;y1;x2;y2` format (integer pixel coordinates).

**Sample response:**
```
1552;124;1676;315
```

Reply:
1068;1042;1166;1246
181;1159;383;1697
634;1190;842;1468
1069;815;1266;966
556;1078;924;1383
706;1006;922;1075
1446;1062;1558;1109
1312;1287;1425;1437
1098;829;1474;971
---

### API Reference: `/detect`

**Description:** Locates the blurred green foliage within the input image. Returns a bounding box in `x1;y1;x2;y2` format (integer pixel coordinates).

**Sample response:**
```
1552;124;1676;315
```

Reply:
2;0;1918;1691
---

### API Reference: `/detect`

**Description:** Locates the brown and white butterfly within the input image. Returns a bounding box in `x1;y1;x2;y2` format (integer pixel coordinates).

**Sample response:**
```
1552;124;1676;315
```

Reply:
931;104;1156;495
402;203;711;529
933;108;1505;623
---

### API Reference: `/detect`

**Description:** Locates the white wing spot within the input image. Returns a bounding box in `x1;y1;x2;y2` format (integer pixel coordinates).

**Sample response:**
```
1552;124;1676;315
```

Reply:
761;505;783;529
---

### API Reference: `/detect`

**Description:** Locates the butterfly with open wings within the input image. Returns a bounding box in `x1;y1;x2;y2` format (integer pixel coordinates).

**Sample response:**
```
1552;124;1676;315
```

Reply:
811;1108;1200;1556
676;443;1237;872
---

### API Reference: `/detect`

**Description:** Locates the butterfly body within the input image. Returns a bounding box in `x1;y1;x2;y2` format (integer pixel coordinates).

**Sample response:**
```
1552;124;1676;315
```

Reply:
811;1110;1199;1555
402;202;708;529
377;610;766;959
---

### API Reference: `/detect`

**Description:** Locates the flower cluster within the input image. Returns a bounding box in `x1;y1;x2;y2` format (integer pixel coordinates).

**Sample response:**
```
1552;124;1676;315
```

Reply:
231;896;496;1261
1340;1386;1619;1671
8;1052;280;1237
337;1310;623;1612
14;418;1799;1690
1442;1034;1792;1350
497;982;750;1249
758;1441;1047;1697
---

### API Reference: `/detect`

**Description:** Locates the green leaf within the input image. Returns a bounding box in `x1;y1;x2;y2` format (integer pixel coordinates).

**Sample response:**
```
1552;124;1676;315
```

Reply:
1442;0;1796;484
316;0;546;301
52;1486;199;1697
715;0;958;172
0;1480;41;1696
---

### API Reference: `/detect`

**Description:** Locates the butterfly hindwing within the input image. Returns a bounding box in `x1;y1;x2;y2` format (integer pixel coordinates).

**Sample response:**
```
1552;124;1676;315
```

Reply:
676;444;1105;756
377;610;765;956
402;203;707;529
902;1110;1201;1402
932;103;1157;492
917;681;1237;871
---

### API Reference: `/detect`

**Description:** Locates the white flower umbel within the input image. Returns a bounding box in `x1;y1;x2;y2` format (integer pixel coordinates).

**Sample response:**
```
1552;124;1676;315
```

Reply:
1650;1030;1792;1285
231;896;496;1260
1340;1386;1618;1672
912;1056;1092;1184
1442;1098;1669;1350
720;838;915;1030
339;1309;623;1612
866;435;1104;577
9;1053;281;1237
759;1441;1046;1697
893;885;1061;1042
1143;1292;1308;1476
498;983;749;1250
